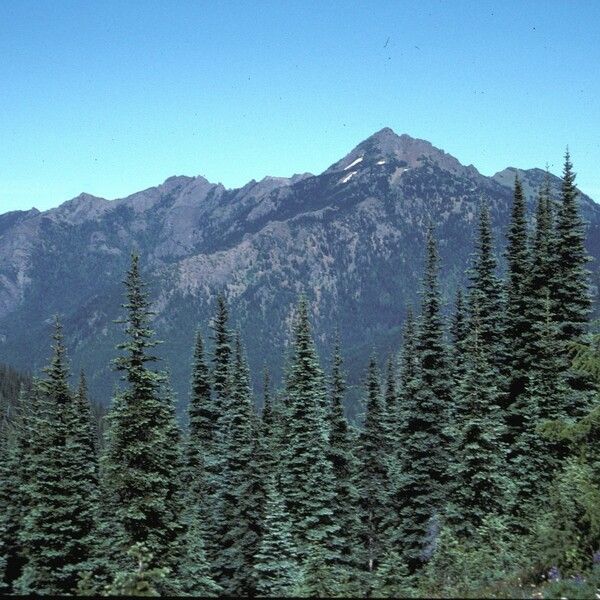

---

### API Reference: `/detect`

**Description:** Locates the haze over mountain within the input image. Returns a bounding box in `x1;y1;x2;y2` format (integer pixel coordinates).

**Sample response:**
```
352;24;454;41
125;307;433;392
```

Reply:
1;128;598;414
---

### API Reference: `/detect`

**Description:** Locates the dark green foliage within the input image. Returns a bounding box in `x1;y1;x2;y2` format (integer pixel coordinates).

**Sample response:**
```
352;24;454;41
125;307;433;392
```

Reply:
448;299;511;537
180;504;221;597
396;229;451;571
326;339;361;573
254;476;301;597
449;289;468;391
504;176;532;402
184;332;213;545
358;356;391;572
467;202;506;380
17;320;98;594
100;254;185;590
215;333;262;594
281;297;340;559
103;543;169;597
382;354;399;449
553;150;591;345
372;551;414;598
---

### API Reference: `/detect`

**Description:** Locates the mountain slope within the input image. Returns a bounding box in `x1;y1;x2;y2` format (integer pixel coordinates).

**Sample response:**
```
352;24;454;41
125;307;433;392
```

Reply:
0;128;598;415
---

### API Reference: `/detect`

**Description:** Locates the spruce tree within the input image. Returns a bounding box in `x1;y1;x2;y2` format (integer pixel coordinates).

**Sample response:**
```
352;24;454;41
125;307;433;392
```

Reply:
100;254;185;591
254;475;301;597
17;320;98;594
358;356;391;572
326;338;361;574
281;297;340;560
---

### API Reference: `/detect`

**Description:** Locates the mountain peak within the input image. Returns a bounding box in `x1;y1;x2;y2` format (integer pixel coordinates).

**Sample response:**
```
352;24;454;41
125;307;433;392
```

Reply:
326;128;479;178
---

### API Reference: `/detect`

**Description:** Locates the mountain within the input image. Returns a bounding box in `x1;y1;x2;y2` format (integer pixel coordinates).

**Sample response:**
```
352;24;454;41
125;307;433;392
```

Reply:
0;128;598;416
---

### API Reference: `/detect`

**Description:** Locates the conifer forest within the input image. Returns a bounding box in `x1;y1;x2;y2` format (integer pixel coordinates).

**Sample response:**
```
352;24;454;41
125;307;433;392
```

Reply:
2;153;600;599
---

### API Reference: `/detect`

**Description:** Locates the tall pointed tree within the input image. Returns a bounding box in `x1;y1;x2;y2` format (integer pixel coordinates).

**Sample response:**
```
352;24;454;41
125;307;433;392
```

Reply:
449;289;468;399
448;299;511;537
17;320;98;594
553;150;591;345
467;201;506;381
504;176;533;406
100;254;185;591
254;475;301;597
215;333;262;595
358;356;391;573
327;338;361;574
280;297;340;560
395;229;451;571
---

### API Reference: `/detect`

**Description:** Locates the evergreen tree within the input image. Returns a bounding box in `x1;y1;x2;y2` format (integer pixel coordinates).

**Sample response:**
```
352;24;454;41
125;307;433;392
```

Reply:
254;475;301;597
184;332;214;548
396;229;450;571
327;338;361;573
504;176;532;402
467;201;506;380
449;289;468;391
0;386;33;591
383;354;399;449
215;333;262;595
553;150;591;345
372;551;413;598
281;297;340;560
180;502;221;597
17;320;98;594
358;356;391;572
100;254;185;591
448;299;510;537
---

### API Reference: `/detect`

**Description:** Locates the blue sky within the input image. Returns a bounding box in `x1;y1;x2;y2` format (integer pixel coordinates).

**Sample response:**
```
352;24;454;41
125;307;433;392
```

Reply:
1;0;599;212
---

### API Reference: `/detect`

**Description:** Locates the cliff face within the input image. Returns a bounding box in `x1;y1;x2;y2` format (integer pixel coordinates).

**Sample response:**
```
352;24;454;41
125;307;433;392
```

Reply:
1;128;598;413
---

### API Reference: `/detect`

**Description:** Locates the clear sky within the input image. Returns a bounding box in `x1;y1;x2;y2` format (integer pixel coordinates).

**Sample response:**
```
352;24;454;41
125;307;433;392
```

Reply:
1;0;599;213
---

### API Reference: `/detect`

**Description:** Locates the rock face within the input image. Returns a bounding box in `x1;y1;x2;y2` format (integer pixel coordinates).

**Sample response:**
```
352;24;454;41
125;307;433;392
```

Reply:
0;128;598;414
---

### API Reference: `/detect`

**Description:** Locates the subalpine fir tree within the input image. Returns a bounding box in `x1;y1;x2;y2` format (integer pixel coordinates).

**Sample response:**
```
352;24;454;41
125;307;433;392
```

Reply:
358;356;391;572
254;475;301;597
281;297;340;560
467;201;506;381
215;333;262;595
504;176;533;403
398;306;418;398
553;150;591;345
0;386;33;591
372;551;413;598
396;229;450;571
180;501;221;597
184;332;215;547
100;254;185;590
326;338;361;574
449;289;469;392
17;320;98;594
448;299;510;538
551;151;594;418
383;355;399;450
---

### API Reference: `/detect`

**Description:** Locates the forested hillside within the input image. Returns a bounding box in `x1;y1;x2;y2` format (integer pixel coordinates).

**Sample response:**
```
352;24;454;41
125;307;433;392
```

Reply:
1;153;599;598
1;129;600;415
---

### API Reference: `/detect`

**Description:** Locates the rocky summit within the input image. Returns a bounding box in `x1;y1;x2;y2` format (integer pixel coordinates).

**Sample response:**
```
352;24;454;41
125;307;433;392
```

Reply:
0;128;598;413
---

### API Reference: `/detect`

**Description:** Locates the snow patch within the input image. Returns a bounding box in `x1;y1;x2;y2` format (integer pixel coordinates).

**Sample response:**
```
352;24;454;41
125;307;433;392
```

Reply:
344;156;363;170
340;171;357;184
